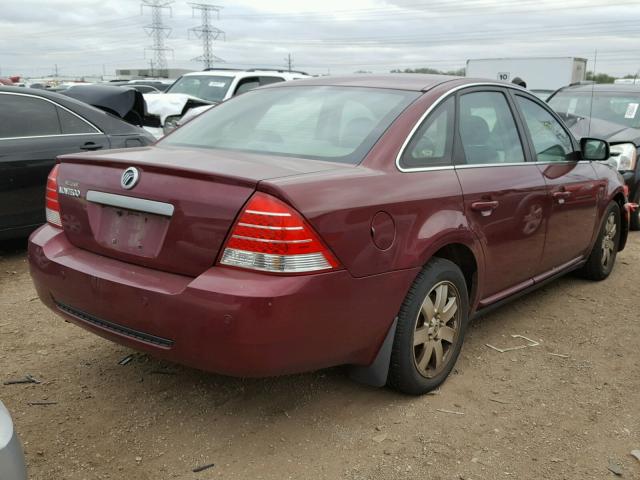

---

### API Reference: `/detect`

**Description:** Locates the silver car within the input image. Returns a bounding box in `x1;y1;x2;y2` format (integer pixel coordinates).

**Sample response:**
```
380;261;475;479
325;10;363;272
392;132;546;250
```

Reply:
0;401;27;480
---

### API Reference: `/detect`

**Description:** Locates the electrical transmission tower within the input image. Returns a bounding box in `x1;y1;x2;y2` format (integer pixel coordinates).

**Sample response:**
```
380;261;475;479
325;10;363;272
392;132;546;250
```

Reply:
188;3;225;69
141;0;174;77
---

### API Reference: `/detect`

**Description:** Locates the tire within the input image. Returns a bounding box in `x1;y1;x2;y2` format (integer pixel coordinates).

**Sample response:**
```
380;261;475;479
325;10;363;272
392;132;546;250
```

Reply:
579;201;621;281
630;189;640;231
387;258;469;395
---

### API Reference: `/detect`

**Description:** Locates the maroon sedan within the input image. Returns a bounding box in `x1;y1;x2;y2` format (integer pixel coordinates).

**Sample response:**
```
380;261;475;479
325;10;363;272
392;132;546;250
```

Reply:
29;75;629;395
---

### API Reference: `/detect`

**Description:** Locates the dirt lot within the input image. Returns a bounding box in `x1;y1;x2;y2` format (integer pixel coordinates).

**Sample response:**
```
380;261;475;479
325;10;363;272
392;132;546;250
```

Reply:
1;235;639;480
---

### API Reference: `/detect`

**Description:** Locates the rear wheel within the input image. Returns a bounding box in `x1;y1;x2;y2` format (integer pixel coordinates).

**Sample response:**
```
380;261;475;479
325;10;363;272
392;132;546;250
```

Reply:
579;201;621;280
387;258;469;395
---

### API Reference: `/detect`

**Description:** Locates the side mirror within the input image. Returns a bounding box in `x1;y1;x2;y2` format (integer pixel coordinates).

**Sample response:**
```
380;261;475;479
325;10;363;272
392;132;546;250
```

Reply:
581;137;610;161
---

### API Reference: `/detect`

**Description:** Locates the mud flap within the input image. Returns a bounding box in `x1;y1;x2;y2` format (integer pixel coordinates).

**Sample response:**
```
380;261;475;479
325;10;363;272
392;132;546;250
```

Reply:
348;317;397;387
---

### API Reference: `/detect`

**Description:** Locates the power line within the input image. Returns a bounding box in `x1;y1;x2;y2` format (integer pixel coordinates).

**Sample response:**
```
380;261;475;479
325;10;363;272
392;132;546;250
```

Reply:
188;2;225;69
141;0;174;77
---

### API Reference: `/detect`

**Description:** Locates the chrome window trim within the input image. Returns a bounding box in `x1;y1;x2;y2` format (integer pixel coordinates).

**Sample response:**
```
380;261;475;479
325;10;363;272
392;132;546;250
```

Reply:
86;191;175;217
0;91;102;138
0;132;104;141
393;161;589;173
396;82;531;173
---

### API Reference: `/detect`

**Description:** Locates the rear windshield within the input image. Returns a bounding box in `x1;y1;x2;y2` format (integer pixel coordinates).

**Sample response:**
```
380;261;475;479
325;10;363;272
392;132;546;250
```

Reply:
165;75;233;102
162;86;420;164
549;91;640;129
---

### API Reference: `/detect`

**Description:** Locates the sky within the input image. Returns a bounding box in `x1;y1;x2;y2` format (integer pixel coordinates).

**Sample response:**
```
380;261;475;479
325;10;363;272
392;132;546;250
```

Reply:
1;0;640;79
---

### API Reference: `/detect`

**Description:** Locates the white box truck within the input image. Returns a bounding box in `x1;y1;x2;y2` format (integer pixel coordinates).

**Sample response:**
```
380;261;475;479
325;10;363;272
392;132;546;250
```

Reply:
466;57;587;96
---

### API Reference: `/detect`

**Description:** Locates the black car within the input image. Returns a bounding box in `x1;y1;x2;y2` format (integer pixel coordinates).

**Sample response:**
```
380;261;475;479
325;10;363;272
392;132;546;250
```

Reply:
0;86;155;239
548;83;640;229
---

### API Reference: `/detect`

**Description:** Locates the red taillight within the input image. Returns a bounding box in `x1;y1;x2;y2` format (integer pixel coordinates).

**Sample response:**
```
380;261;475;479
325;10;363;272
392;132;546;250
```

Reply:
219;192;340;274
45;164;62;228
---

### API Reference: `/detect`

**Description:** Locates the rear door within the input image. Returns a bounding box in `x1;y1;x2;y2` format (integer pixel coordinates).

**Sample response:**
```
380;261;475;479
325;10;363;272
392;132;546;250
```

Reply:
0;92;109;234
512;93;600;274
453;88;549;305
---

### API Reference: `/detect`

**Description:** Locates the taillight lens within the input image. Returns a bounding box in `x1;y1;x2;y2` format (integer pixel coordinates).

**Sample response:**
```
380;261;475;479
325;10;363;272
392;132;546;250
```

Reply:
219;192;340;274
45;164;62;228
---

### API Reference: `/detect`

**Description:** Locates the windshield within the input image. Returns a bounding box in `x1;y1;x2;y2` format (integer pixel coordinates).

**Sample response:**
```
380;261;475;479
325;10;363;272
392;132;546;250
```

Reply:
165;75;233;102
162;86;420;164
549;91;640;129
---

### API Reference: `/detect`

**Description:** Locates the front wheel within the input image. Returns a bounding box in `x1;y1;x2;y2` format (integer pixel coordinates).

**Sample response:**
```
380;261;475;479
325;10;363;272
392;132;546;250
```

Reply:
579;201;621;281
630;189;640;231
387;258;469;395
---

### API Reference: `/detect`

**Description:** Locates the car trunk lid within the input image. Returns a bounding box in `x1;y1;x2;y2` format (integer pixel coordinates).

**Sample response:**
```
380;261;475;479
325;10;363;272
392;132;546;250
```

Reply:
55;146;348;277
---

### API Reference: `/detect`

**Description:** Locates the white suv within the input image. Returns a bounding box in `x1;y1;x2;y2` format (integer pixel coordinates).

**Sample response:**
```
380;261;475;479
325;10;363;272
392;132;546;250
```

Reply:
144;69;310;137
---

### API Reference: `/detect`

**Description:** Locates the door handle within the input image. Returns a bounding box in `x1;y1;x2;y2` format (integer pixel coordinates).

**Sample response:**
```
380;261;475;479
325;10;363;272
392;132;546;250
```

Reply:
471;200;499;215
552;191;571;204
80;142;103;151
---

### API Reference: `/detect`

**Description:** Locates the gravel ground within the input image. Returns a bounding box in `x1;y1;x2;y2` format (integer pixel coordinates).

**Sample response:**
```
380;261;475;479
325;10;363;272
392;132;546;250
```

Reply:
1;235;639;480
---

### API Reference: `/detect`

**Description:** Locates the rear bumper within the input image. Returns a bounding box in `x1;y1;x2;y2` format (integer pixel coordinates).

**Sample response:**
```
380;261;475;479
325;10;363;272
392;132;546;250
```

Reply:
28;225;417;377
0;402;27;480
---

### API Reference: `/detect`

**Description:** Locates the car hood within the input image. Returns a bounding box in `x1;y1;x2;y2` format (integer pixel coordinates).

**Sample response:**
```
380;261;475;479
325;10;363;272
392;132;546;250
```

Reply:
563;115;640;145
143;93;215;124
178;104;215;125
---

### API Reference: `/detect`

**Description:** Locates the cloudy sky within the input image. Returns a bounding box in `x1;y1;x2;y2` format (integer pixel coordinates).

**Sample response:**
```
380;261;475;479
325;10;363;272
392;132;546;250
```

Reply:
1;0;639;79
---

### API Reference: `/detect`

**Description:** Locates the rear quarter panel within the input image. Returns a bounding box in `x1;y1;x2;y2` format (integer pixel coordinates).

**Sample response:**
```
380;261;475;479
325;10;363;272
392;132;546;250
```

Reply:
264;167;480;279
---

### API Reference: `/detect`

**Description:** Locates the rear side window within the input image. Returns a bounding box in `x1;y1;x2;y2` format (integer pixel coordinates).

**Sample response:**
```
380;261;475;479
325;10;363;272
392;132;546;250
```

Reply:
400;96;454;169
234;77;261;96
516;96;573;162
0;94;61;138
458;91;525;165
57;107;97;134
163;86;420;165
259;76;285;86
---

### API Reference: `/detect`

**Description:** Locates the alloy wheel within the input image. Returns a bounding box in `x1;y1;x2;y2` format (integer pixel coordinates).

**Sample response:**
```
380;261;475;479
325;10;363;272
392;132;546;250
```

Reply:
412;281;461;378
601;212;617;269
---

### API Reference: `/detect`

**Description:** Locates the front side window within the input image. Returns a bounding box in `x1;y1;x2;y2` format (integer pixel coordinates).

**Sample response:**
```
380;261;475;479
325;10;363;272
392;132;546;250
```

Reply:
517;96;573;163
400;96;454;169
165;75;233;103
163;86;419;165
0;94;61;138
458;91;525;165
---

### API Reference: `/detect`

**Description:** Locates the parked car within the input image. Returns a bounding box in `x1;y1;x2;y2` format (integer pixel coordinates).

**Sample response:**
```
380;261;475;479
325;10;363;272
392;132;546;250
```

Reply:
0;401;27;480
0;86;155;240
145;68;310;136
29;75;628;395
126;79;174;92
63;84;148;127
548;83;640;229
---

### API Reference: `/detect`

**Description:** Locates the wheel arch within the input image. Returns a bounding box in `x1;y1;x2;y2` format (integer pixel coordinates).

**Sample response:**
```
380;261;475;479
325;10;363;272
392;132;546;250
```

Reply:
417;232;484;312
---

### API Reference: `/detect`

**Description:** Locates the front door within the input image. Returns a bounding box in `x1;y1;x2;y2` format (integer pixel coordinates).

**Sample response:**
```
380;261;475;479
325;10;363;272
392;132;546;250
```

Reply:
512;94;600;274
454;89;549;305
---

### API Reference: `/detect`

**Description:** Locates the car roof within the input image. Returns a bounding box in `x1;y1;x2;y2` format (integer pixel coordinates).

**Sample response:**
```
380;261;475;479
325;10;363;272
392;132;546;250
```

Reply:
262;74;488;92
556;83;640;94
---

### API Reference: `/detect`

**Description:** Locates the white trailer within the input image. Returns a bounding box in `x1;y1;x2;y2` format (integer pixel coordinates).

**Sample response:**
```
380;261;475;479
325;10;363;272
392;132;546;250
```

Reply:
465;57;587;92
